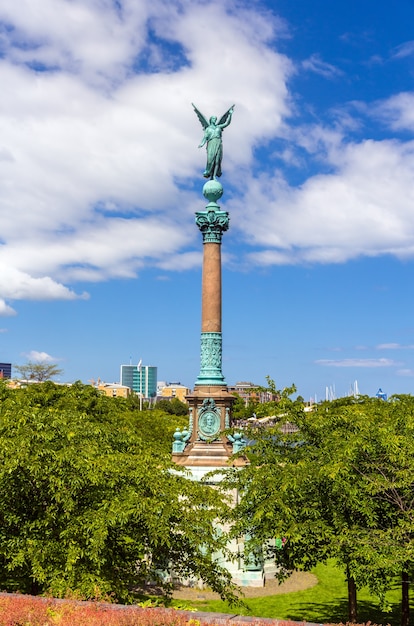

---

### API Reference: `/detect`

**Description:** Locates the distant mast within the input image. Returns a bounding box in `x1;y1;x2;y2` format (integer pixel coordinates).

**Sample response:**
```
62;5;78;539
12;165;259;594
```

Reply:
348;380;359;397
325;384;336;401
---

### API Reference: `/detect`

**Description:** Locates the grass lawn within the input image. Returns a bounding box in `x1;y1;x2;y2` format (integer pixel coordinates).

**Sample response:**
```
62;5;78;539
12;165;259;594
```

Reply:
174;561;409;626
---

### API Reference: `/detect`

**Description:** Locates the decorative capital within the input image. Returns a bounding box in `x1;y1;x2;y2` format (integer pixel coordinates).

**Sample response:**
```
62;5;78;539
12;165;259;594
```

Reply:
195;206;230;243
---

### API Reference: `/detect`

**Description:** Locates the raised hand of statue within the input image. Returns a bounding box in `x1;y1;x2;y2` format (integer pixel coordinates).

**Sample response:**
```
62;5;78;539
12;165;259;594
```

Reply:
192;103;235;180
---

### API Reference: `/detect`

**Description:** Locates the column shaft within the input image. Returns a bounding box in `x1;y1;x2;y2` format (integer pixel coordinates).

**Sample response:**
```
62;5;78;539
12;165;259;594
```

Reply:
202;242;222;333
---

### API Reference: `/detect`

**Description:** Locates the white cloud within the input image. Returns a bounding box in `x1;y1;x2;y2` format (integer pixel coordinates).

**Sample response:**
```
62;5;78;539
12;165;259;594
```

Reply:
1;0;414;314
0;0;292;312
156;251;202;272
0;265;86;301
397;368;414;377
391;41;414;60
302;54;343;78
24;350;59;363
235;135;414;265
375;92;414;132
0;300;16;317
377;343;414;350
316;358;398;368
0;0;150;84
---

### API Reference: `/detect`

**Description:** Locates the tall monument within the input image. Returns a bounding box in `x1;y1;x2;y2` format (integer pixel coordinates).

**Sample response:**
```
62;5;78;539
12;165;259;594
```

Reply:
172;104;244;469
171;107;269;587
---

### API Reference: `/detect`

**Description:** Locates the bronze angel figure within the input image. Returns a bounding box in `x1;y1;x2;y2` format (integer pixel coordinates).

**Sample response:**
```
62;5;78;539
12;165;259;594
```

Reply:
192;103;235;179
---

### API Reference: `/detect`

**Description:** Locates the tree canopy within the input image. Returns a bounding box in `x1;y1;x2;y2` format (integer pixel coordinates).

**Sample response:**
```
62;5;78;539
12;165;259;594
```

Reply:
0;381;236;603
155;397;189;416
222;386;414;625
13;361;63;382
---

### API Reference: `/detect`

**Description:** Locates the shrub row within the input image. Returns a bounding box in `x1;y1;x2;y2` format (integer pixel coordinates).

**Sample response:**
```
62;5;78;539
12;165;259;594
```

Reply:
0;594;276;626
0;595;388;626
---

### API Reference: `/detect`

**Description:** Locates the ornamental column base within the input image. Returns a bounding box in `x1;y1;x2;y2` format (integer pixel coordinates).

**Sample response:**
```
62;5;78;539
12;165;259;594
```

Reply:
195;331;226;387
172;386;239;468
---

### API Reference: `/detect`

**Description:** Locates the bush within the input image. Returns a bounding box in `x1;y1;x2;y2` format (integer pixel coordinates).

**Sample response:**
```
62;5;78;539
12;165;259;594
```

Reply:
0;593;362;626
0;596;191;626
0;382;235;602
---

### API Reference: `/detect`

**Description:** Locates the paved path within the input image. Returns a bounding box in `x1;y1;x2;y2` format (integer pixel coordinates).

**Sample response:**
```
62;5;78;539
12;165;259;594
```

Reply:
173;570;318;601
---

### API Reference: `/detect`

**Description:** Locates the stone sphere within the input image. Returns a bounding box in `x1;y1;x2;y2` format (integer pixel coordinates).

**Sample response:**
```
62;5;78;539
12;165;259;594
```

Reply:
203;179;223;203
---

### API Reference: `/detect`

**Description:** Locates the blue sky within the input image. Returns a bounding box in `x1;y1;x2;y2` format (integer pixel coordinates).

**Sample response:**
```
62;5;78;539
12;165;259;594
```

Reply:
1;0;414;401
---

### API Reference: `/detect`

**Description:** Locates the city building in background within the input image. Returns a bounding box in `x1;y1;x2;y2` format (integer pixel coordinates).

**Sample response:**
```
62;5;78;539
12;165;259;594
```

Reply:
0;363;12;379
97;382;131;398
158;382;190;403
227;381;278;405
120;364;157;398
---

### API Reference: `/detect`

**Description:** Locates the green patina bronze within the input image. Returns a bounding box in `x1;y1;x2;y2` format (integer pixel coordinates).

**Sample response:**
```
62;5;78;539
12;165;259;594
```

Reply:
196;331;226;386
196;179;229;243
193;103;234;180
203;179;224;203
197;398;221;441
227;431;247;453
195;207;229;244
172;408;194;453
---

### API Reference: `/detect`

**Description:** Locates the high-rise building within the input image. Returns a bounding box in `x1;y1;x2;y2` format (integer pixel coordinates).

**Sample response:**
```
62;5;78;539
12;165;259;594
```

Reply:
0;363;12;379
120;364;157;398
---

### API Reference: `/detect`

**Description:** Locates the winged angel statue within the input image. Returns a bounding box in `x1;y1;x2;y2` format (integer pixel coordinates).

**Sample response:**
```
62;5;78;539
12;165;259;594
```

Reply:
192;103;235;179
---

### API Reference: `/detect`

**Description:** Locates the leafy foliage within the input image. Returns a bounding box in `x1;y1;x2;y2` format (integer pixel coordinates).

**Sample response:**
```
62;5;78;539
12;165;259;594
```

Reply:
155;398;189;416
0;595;192;625
231;378;298;420
0;382;236;603
0;593;332;625
221;388;414;624
190;560;406;626
13;361;63;382
0;596;340;626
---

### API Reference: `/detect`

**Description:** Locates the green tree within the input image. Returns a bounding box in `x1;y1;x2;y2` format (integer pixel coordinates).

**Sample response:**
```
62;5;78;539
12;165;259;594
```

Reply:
332;394;414;626
222;390;414;624
230;393;247;420
169;397;190;416
252;376;297;418
14;361;63;382
0;382;236;603
231;376;284;421
155;398;189;416
230;393;261;420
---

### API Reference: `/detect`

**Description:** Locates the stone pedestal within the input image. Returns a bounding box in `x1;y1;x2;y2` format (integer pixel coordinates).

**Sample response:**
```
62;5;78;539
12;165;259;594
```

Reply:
172;384;239;467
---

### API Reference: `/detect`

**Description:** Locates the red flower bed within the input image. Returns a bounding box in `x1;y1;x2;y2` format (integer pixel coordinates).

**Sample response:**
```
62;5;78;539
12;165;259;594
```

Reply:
0;594;385;626
0;594;280;626
0;596;187;626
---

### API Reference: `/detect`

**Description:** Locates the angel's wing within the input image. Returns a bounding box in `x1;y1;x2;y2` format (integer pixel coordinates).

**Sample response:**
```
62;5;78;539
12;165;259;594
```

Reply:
218;104;235;126
192;103;209;129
